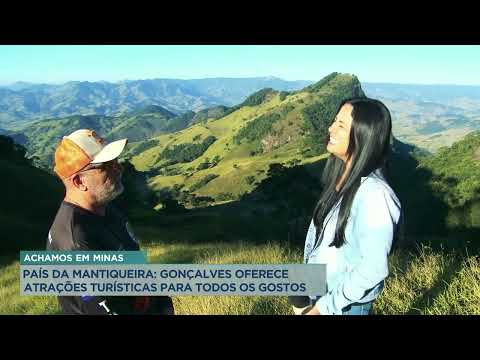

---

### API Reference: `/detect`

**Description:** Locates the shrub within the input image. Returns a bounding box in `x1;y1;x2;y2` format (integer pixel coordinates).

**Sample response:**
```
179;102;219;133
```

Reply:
245;176;256;185
161;135;216;164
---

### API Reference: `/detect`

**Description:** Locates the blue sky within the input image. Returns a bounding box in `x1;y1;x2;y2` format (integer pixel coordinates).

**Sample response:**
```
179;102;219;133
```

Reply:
0;45;479;86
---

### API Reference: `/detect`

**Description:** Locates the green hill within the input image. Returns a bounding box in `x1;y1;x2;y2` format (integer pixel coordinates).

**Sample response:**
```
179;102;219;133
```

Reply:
387;131;480;250
127;73;364;207
9;105;188;170
189;106;230;125
418;132;480;232
0;135;64;254
420;131;480;209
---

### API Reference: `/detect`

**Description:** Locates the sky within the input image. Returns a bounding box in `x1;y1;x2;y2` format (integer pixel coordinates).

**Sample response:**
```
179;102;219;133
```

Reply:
0;45;479;86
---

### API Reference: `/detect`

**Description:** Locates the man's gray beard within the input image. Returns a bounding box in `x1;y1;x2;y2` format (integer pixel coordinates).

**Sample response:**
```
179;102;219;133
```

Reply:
94;180;124;206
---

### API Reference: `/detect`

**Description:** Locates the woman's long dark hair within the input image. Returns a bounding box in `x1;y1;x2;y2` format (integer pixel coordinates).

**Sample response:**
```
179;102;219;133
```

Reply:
312;97;393;248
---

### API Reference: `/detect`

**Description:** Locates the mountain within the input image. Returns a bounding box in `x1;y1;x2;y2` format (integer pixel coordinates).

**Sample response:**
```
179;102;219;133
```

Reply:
189;105;230;125
363;83;480;153
419;131;480;213
130;104;177;117
0;77;312;130
363;83;480;103
10;105;190;169
383;130;480;250
0;81;39;91
126;72;364;206
0;135;64;253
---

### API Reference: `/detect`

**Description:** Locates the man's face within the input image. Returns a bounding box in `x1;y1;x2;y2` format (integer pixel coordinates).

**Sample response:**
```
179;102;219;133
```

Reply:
79;160;124;205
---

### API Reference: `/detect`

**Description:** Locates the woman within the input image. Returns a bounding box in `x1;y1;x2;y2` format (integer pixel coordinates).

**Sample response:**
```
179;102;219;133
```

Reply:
294;97;401;315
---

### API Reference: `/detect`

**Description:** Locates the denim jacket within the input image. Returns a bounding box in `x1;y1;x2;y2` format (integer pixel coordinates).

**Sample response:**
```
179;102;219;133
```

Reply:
304;169;401;315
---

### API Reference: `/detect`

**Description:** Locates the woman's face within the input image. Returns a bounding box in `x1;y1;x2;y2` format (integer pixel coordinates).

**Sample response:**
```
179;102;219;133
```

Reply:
327;103;353;162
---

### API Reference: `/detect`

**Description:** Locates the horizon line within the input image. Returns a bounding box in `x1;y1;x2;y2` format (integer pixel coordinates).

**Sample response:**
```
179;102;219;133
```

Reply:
1;76;480;88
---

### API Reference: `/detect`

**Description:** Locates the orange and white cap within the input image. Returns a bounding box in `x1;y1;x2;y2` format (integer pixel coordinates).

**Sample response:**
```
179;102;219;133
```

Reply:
54;129;128;179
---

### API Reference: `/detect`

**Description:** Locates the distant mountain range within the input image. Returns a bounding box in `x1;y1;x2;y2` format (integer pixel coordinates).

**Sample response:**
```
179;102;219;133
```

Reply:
2;78;479;154
363;83;480;103
9;104;195;169
0;77;312;129
13;72;363;179
363;83;480;152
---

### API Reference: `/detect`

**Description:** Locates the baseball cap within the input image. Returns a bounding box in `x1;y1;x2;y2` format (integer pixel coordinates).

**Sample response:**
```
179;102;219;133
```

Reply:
54;129;128;179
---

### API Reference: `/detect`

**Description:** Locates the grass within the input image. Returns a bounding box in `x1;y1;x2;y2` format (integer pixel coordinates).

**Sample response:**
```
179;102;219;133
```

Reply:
0;256;59;315
146;241;301;315
2;233;480;315
0;242;299;315
373;244;480;315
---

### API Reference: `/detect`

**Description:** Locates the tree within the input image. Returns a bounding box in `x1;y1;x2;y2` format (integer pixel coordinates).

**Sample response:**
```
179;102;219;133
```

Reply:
0;135;28;163
156;188;186;213
279;91;289;101
191;196;215;207
161;136;217;164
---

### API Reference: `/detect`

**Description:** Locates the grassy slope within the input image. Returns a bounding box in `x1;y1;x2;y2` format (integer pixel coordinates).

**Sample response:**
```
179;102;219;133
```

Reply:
0;158;64;253
129;88;334;202
419;131;480;208
2;226;480;315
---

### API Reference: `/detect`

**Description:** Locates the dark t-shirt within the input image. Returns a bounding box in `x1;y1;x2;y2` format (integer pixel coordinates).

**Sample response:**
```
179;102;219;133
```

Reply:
46;201;174;315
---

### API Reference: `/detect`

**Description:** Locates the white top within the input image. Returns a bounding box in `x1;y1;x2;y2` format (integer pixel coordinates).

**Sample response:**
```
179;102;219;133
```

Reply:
304;169;401;315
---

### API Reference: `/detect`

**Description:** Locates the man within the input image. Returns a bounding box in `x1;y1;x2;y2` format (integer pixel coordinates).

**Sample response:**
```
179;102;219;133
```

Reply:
47;129;174;315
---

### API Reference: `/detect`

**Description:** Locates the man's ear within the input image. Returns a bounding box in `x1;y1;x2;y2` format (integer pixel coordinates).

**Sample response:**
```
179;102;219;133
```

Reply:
71;174;88;191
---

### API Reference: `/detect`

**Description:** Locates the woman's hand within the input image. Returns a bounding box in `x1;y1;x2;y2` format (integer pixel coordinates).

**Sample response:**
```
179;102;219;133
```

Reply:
305;306;321;315
292;305;312;315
